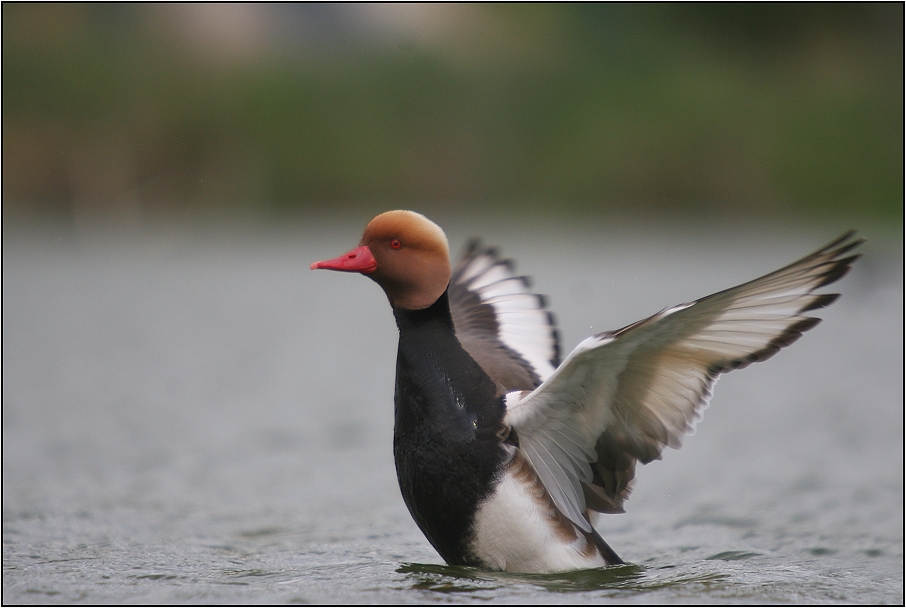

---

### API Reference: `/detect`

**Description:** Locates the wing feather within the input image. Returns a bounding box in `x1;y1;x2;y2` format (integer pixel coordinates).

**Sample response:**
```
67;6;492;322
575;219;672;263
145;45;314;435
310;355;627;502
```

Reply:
449;240;561;392
505;231;863;531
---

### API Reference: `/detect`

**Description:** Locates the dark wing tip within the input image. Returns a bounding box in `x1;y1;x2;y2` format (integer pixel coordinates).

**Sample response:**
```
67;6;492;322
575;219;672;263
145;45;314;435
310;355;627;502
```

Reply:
514;274;533;289
548;318;562;367
801;292;840;312
452;238;485;265
717;316;823;373
814;254;862;289
822;230;863;254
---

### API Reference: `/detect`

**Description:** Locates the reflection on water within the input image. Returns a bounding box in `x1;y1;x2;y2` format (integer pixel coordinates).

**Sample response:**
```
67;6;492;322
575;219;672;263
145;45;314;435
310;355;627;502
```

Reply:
2;222;902;604
398;562;653;593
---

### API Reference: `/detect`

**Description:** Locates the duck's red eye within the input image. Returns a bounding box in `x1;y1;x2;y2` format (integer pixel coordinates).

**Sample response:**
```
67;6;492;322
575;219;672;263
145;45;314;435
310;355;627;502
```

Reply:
390;239;402;249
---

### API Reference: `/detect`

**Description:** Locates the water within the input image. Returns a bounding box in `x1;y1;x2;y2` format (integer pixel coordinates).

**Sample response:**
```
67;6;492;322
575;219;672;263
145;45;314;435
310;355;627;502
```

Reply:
3;219;903;604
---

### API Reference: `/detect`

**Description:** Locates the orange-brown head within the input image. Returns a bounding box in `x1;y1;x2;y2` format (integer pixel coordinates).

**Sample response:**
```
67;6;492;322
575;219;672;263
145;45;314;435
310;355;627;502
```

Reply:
311;210;452;310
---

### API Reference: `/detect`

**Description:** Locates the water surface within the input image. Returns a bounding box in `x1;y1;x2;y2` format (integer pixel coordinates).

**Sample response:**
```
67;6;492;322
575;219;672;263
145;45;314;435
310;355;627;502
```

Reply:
3;221;902;604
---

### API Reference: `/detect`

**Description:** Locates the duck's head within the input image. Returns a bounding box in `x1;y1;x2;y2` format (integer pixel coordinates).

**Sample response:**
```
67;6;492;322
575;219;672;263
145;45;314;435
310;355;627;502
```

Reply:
311;210;451;310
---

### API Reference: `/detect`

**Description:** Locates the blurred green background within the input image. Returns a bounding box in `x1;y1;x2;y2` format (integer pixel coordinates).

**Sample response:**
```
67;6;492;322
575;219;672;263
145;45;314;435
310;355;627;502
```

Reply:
3;3;903;229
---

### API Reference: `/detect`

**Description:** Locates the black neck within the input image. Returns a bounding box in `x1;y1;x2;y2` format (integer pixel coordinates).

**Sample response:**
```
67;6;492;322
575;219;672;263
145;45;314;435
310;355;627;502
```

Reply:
392;289;454;332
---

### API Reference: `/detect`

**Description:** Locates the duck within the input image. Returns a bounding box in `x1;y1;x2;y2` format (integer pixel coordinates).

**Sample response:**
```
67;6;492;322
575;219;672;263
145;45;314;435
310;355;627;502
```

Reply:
311;210;862;573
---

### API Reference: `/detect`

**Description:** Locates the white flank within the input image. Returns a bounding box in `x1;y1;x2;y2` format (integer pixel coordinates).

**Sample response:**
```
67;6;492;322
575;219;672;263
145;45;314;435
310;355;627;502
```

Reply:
469;469;607;573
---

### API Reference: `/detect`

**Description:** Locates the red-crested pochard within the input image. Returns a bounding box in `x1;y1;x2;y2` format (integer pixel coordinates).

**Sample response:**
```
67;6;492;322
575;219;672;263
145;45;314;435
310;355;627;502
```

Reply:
312;210;862;573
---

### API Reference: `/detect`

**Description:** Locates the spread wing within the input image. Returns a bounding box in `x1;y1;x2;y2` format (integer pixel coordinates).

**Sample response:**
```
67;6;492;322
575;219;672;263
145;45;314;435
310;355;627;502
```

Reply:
449;239;561;392
503;231;863;532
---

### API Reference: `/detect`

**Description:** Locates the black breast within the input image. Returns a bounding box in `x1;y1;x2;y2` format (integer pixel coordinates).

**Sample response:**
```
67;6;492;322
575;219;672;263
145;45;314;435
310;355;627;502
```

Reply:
392;290;510;565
